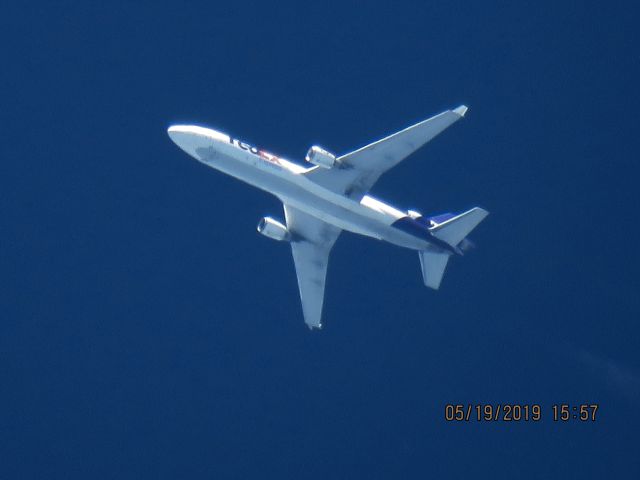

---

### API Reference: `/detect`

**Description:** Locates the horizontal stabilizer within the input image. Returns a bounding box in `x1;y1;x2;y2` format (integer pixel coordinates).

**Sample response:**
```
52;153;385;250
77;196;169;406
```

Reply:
419;250;450;290
431;207;488;248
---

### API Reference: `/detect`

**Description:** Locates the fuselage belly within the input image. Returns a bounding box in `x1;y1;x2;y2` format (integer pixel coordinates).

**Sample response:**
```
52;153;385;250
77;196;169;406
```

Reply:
185;132;430;251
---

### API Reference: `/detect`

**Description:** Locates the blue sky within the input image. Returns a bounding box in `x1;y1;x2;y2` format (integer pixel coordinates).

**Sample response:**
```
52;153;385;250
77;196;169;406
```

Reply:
1;2;639;478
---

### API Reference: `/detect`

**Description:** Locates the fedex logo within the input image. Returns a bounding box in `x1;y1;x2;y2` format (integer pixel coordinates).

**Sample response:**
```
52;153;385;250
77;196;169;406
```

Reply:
229;137;282;166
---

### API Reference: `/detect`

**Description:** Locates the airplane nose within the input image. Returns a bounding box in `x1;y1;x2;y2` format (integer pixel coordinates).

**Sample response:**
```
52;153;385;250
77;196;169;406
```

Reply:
167;125;211;159
166;125;185;142
167;125;230;160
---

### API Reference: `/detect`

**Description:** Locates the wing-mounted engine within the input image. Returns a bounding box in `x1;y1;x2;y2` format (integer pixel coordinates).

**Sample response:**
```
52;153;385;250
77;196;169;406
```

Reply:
257;216;291;241
305;146;338;169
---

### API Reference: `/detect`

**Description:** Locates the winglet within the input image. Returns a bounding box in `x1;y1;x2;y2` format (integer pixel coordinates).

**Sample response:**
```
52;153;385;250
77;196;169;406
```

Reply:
452;105;468;117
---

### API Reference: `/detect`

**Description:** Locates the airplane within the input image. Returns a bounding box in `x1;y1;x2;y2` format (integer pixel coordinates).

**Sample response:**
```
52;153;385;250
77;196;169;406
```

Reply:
167;105;488;329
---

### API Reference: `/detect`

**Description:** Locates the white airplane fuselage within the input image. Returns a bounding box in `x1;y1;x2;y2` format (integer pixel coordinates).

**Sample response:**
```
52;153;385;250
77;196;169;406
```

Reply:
168;125;449;252
168;106;489;328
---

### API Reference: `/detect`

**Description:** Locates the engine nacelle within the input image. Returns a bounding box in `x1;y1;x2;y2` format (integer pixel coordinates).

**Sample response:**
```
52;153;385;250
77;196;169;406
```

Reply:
256;217;291;242
305;146;337;169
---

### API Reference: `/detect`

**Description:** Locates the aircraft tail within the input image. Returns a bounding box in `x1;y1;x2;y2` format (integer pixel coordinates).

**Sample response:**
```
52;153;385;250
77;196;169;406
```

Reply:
418;250;450;289
418;207;488;289
431;207;489;248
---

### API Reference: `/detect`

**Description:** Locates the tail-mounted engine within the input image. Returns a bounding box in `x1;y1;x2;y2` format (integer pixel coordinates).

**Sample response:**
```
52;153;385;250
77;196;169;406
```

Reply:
256;217;291;241
305;146;337;169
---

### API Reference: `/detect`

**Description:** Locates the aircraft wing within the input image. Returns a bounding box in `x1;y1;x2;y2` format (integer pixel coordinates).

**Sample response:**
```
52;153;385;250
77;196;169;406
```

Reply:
306;106;468;199
284;204;341;329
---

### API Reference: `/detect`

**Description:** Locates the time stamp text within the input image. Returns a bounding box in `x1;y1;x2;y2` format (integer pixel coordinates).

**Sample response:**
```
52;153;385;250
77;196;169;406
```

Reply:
444;404;599;422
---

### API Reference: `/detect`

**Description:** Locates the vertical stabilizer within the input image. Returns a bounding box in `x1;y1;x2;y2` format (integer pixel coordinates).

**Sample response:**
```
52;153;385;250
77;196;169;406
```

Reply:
419;250;450;290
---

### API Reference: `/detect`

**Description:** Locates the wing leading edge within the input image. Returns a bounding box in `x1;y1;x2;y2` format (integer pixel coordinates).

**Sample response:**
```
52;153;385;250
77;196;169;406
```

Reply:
305;105;468;199
284;205;341;329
